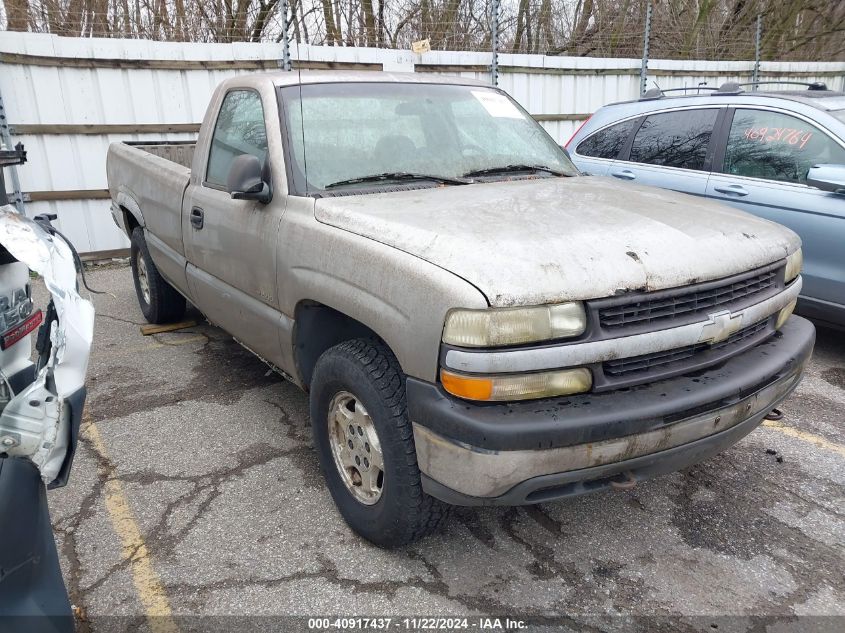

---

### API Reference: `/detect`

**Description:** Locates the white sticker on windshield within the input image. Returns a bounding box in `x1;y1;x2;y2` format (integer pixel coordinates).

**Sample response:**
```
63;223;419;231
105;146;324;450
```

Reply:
472;91;524;119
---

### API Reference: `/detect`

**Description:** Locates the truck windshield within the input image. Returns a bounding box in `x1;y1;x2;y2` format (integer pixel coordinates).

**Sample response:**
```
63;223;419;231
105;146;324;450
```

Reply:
280;82;577;194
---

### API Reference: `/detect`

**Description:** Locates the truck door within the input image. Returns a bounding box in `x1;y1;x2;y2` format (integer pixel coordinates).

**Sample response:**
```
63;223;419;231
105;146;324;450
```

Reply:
182;88;288;367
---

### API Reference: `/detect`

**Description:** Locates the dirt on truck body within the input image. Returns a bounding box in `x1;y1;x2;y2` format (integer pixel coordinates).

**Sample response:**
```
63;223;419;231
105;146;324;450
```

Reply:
106;71;813;547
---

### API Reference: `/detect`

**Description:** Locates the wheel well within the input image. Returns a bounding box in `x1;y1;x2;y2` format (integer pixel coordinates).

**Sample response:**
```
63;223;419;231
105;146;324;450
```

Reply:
294;302;385;390
122;206;140;234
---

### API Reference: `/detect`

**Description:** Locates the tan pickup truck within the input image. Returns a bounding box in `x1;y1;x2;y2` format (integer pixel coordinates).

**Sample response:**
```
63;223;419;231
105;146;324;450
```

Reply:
107;71;814;547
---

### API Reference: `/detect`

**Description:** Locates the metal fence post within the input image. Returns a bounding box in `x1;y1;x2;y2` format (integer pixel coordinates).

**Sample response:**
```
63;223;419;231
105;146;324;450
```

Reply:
0;89;24;214
640;2;652;96
280;0;292;71
490;0;500;86
752;14;762;88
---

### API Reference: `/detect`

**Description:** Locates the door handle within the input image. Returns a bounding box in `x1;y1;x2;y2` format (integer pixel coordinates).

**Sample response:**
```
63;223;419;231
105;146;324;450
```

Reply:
611;169;636;180
713;184;749;197
190;207;204;229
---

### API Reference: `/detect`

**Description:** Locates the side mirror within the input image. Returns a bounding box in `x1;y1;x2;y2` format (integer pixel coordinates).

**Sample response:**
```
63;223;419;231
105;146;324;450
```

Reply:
227;154;271;204
807;164;845;194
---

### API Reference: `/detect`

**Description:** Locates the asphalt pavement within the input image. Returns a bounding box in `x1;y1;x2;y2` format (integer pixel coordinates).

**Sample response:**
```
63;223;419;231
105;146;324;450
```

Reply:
42;265;845;633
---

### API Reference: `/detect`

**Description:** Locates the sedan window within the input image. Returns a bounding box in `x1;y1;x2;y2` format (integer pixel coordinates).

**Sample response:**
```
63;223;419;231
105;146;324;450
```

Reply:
575;119;636;159
723;109;845;184
629;109;718;171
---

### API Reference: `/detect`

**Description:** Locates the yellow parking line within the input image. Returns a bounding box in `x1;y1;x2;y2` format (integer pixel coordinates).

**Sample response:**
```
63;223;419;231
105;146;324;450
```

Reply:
84;417;179;633
762;419;845;458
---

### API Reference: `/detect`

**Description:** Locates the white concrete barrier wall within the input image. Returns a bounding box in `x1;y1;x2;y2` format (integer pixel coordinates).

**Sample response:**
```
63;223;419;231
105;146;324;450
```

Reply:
1;32;844;254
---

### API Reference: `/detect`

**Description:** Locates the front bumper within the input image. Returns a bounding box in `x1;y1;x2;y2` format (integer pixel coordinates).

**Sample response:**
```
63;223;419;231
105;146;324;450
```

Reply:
408;316;815;506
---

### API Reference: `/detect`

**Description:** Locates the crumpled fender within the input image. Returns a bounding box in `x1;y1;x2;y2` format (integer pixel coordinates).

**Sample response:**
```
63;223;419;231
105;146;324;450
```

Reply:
0;207;95;483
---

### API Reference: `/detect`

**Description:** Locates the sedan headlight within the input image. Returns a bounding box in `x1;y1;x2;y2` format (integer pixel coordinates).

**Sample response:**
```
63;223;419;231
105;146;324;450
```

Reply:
785;248;802;283
442;302;586;347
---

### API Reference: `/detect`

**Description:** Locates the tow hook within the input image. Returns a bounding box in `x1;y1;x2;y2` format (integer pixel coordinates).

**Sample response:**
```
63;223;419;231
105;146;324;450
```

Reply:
609;470;637;490
765;408;784;421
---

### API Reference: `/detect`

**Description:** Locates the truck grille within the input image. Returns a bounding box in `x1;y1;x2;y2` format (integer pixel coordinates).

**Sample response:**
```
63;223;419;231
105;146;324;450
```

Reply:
598;268;779;330
602;319;770;380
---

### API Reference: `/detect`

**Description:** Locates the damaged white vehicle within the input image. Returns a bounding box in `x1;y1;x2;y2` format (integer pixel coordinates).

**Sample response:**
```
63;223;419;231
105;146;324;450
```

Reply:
0;209;94;485
0;180;94;627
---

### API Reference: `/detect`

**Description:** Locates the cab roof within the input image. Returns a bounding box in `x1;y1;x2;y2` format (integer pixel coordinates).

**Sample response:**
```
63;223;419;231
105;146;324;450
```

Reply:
218;70;492;90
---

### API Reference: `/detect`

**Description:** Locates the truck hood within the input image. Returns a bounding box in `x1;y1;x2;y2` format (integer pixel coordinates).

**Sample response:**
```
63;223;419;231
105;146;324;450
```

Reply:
314;177;800;307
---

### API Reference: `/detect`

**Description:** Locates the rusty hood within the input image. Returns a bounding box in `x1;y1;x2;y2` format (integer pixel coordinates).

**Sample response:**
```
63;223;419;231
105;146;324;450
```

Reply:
314;176;800;307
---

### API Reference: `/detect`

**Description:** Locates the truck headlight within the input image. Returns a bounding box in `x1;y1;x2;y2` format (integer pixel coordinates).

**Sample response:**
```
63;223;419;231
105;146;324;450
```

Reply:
785;248;802;283
442;302;586;347
440;367;592;401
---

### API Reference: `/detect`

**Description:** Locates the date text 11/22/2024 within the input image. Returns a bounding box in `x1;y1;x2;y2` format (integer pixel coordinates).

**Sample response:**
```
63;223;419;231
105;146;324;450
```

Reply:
307;617;528;630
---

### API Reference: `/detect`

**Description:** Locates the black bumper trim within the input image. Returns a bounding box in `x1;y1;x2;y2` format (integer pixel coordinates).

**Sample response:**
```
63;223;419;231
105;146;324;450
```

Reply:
421;394;794;506
407;316;815;452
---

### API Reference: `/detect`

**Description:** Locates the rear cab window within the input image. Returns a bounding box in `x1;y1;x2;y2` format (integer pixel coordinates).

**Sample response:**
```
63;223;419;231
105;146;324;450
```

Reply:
722;108;845;184
628;109;719;171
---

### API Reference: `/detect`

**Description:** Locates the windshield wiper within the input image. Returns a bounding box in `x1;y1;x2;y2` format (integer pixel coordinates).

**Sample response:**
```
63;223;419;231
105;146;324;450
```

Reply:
462;164;571;178
325;172;470;189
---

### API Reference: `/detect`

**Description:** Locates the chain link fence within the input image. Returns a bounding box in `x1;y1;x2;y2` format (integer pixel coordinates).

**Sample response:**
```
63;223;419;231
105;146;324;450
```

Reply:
2;1;844;62
2;3;843;254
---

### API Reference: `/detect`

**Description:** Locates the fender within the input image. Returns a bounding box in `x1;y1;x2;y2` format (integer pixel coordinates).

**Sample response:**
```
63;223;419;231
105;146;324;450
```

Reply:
115;187;144;230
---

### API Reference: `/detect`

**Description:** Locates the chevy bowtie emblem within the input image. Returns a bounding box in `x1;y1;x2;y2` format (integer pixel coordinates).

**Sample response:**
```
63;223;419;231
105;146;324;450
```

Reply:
699;309;744;344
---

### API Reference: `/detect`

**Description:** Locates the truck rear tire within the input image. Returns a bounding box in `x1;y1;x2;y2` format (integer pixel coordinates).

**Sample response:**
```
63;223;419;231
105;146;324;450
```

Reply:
309;338;450;547
130;227;185;324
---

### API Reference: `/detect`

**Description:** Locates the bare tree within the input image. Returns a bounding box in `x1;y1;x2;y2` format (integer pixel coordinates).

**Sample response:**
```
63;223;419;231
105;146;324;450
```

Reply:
2;0;843;61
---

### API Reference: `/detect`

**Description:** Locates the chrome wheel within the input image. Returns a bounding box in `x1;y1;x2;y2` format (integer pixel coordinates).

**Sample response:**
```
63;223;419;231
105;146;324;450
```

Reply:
327;391;384;505
136;251;150;304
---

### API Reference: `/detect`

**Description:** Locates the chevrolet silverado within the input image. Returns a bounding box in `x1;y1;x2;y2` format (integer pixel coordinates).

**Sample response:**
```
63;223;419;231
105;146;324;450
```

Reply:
106;72;814;547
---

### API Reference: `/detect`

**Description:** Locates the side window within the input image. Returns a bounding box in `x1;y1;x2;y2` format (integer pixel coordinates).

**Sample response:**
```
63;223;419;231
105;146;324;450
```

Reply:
575;119;636;159
629;109;718;170
723;109;845;184
206;90;268;188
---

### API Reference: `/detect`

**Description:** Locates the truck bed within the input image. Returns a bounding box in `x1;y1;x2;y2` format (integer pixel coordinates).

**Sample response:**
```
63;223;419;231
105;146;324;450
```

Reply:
124;140;196;169
107;140;194;289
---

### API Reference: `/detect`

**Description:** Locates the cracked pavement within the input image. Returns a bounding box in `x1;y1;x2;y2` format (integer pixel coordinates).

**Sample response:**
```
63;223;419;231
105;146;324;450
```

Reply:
39;265;845;631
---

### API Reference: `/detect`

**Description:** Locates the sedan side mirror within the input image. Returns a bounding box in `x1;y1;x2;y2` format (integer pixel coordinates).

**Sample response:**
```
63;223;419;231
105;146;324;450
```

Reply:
227;154;271;204
807;164;845;194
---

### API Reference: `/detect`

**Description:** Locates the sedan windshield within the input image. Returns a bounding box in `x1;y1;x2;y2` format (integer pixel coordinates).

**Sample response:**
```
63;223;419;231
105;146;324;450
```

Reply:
280;82;577;194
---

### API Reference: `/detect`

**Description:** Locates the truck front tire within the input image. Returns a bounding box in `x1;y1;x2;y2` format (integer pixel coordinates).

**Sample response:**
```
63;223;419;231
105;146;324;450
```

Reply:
310;339;449;547
130;227;185;324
